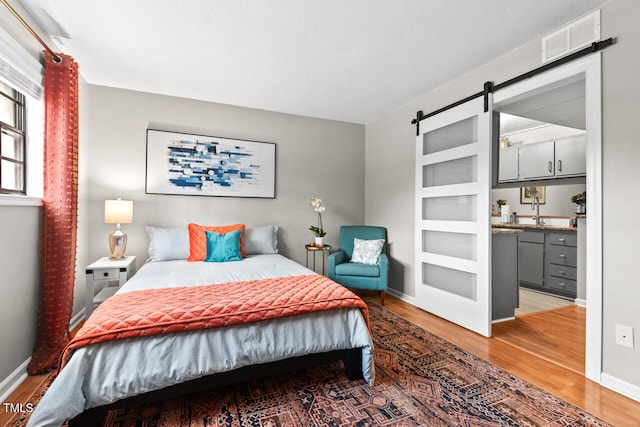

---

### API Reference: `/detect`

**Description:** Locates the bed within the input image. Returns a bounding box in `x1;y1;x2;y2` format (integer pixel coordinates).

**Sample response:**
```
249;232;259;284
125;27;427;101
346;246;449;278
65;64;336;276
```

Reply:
27;225;374;427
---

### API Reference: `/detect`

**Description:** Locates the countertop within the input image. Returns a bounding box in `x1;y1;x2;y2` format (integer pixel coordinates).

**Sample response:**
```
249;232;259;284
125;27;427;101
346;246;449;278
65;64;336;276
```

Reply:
492;227;523;234
491;223;576;232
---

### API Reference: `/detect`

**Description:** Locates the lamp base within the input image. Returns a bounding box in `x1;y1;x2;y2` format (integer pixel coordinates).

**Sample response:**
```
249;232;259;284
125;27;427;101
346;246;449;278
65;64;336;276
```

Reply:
109;226;128;260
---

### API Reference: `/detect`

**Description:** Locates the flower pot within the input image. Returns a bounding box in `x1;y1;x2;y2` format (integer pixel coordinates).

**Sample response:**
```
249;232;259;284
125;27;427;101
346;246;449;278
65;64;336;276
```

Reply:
314;236;324;247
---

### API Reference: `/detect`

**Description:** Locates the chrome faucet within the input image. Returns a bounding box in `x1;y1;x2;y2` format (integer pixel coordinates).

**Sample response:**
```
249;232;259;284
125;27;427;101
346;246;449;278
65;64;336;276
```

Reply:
531;196;544;225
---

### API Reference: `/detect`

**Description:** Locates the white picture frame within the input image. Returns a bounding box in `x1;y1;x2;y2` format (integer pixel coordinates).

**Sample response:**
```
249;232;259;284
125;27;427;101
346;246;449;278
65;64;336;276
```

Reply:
145;129;276;198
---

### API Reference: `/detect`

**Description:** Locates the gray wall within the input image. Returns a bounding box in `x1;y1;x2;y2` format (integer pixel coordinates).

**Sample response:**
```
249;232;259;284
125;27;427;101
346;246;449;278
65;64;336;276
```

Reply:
366;0;640;390
74;76;90;316
85;85;365;270
600;0;640;387
0;207;40;382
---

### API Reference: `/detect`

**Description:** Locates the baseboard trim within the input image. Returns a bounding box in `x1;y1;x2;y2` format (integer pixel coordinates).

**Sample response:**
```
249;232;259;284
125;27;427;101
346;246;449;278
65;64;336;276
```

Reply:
0;309;85;403
70;308;86;331
492;316;516;323
0;357;30;403
574;298;587;307
386;287;418;306
601;373;640;402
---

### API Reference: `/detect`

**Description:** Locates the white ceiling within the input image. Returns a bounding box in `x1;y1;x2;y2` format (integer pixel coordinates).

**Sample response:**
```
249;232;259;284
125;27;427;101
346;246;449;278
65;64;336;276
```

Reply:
20;0;606;124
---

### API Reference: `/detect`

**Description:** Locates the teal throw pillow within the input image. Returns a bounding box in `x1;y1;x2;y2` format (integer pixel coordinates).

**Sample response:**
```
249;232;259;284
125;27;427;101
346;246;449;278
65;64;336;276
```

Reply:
204;229;242;262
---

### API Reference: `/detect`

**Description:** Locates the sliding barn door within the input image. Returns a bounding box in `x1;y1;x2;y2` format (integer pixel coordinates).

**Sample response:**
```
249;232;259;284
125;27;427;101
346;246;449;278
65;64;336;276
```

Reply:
415;97;492;337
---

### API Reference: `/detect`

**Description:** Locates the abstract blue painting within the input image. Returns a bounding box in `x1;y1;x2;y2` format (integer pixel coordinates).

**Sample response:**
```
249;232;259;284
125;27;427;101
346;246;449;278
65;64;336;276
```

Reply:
146;129;276;198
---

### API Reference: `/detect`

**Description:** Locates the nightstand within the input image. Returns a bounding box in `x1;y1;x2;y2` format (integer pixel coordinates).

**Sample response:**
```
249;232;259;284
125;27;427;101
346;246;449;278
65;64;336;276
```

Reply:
85;256;136;318
305;244;331;275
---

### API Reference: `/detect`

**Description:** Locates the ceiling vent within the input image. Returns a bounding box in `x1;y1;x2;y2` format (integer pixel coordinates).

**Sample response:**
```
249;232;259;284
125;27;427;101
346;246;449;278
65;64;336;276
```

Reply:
541;10;601;63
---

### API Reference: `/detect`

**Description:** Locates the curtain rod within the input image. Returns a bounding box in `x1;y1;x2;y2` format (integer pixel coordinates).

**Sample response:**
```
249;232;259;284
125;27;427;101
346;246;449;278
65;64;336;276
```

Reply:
1;0;62;63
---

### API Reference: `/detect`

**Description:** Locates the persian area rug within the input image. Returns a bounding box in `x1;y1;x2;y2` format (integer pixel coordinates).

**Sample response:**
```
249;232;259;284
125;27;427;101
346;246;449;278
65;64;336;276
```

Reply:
15;303;609;427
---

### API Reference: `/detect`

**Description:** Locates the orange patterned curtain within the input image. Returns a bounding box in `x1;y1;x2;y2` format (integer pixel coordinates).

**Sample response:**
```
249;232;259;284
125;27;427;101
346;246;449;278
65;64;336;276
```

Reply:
27;51;79;375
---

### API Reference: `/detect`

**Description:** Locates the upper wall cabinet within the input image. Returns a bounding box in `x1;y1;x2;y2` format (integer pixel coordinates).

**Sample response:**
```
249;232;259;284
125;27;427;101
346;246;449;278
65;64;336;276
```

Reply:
519;140;555;180
554;135;587;177
498;146;519;182
498;134;586;183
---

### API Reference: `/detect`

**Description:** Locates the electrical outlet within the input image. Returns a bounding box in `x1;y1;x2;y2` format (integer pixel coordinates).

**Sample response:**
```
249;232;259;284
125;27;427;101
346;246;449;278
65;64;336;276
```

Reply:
615;324;634;348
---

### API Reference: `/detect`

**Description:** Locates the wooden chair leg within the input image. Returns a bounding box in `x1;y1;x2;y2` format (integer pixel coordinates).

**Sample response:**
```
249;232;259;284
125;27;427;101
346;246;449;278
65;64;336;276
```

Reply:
379;290;385;306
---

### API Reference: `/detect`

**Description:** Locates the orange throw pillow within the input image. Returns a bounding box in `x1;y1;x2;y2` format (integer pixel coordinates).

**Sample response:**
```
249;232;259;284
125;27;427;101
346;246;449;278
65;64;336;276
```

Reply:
188;223;246;261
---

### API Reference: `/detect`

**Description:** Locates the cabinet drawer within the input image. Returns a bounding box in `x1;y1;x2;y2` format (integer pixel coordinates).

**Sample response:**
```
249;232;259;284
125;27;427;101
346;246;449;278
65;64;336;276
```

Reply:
547;245;577;267
91;268;120;280
548;232;577;247
518;231;545;244
548;264;577;280
547;276;577;295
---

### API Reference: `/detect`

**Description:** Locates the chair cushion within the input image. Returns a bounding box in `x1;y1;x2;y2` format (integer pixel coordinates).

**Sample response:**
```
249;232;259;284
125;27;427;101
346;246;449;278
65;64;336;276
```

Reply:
350;238;385;265
335;262;380;277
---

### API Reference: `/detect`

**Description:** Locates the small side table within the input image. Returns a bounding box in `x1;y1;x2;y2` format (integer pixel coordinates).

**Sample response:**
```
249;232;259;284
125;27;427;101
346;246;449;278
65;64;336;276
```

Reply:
305;244;331;275
85;256;136;318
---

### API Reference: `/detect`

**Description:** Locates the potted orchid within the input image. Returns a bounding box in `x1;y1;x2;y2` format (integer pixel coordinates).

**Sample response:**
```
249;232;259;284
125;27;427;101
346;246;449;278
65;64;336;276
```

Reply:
309;197;326;247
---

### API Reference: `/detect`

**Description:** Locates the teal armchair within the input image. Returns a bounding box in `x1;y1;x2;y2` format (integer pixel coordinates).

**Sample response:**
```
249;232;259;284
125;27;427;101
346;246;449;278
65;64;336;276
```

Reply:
328;226;389;305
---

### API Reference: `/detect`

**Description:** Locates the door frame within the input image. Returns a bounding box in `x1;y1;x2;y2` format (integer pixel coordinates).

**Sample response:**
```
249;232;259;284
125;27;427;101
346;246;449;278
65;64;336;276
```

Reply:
492;53;602;382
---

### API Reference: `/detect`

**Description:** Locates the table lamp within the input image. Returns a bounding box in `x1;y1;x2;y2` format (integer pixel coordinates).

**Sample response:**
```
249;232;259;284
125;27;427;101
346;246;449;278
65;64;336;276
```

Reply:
104;198;133;259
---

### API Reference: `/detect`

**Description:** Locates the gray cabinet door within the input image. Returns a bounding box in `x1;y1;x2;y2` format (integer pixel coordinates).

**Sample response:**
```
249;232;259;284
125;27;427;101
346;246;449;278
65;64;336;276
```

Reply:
498;146;519;182
519;140;555;180
555;135;586;177
519;241;544;287
492;233;519;320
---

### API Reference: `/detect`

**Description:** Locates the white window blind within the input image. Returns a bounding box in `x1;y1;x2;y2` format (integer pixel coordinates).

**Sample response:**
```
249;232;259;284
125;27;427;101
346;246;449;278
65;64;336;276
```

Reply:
0;24;43;99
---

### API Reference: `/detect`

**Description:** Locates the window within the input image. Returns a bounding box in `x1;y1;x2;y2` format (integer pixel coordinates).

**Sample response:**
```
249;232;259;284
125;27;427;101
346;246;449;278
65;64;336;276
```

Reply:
0;23;44;205
0;80;27;194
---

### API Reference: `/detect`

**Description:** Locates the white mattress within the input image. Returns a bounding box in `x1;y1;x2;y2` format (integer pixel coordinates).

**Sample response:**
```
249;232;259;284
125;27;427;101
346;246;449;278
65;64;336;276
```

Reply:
119;254;314;293
27;254;374;427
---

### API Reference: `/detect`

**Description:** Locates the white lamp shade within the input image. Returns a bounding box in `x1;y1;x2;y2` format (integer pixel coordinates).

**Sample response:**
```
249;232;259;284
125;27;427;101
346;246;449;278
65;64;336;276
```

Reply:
104;199;133;224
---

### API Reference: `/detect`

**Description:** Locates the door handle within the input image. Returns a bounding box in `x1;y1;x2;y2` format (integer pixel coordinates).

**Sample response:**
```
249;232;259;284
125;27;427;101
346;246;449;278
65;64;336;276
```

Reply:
557;160;562;172
548;161;553;173
558;238;566;242
559;254;566;258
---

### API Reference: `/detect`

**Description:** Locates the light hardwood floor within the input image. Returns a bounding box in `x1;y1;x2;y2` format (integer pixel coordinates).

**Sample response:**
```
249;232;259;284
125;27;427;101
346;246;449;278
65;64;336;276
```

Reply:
3;294;640;427
495;288;583;373
493;305;585;374
515;288;574;315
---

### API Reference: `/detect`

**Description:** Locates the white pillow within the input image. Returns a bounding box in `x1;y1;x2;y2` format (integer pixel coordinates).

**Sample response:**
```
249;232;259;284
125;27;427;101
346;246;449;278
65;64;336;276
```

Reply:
145;226;190;262
350;238;385;265
244;225;279;255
